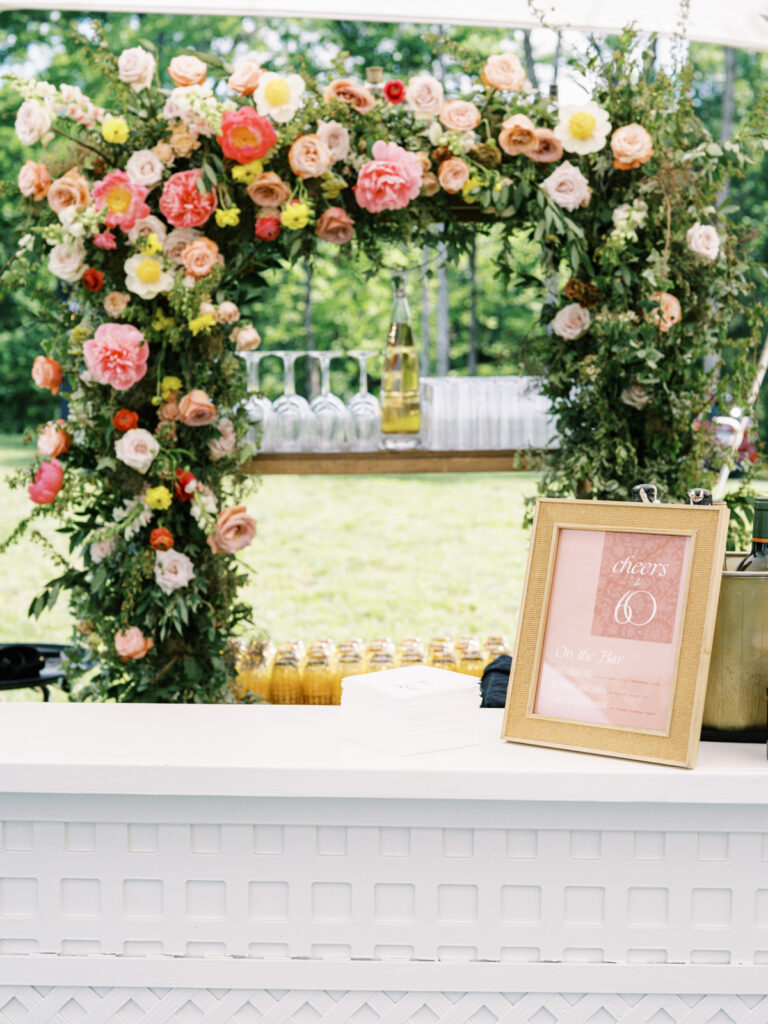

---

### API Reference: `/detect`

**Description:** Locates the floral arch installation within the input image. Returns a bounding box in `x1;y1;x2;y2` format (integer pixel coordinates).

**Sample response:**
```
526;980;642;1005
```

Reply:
4;27;766;702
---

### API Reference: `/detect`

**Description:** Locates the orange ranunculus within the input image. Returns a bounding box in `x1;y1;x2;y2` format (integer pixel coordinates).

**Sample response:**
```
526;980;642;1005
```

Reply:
113;409;139;432
150;527;174;551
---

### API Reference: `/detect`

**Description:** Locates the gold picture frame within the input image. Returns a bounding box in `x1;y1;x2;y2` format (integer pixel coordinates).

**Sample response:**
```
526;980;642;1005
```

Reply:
502;498;730;768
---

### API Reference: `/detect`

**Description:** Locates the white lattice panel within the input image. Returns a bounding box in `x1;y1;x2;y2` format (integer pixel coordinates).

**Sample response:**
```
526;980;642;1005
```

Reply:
2;816;768;965
2;988;768;1024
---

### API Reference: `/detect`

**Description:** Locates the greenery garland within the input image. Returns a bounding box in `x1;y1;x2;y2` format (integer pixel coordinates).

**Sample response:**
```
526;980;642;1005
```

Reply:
2;26;765;701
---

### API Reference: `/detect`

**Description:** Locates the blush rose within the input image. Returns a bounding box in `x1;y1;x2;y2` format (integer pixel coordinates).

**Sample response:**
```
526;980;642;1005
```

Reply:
178;389;217;426
114;626;154;660
207;505;257;554
315;207;355;245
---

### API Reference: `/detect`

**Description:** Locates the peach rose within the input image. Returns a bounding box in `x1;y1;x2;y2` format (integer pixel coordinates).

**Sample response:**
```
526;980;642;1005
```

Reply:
611;124;654;170
498;114;537;156
439;100;481;132
47;167;90;218
103;291;131;318
437;157;470;195
288;134;333;180
164;227;201;264
178;389;217;426
38;419;73;458
32;356;63;396
552;303;591;340
228;60;263;96
527;128;564;164
181;237;221;279
233;325;262;351
246;172;292;208
207;505;257;554
541;161;591;211
405;73;444;120
421;171;440;197
647;292;682;333
322;79;376;114
168;55;207;87
208;417;237;461
114;626;154;661
315;207;355;245
158;396;180;423
18;161;51;201
217;301;240;324
482;53;526;92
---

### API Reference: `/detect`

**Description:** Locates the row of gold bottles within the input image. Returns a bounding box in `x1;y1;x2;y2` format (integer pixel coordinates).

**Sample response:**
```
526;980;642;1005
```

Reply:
230;635;511;705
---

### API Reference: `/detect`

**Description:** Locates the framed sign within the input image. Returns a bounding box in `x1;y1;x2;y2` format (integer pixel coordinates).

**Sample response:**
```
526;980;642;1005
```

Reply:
502;498;730;768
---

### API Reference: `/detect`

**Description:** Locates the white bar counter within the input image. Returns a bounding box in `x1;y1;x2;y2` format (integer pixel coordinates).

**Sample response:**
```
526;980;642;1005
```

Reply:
0;705;767;1024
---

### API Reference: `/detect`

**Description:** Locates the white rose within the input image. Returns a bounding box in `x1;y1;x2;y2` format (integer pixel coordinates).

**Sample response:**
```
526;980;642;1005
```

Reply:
90;537;117;563
126;215;168;246
15;99;53;146
621;383;650;410
154;549;196;595
48;240;86;283
405;73;444;120
216;301;240;324
686;222;720;261
540;160;592;212
114;428;159;474
552;303;591;340
208;418;237;461
164;227;202;264
316;120;350;163
118;46;156;92
125;149;165;188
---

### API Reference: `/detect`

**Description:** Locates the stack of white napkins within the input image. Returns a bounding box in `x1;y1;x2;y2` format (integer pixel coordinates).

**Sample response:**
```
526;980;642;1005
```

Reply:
340;665;482;755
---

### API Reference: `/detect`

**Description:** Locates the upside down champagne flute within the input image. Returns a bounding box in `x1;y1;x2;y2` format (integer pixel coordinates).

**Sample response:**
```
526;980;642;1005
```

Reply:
308;350;349;452
241;351;274;451
347;350;382;451
272;351;313;452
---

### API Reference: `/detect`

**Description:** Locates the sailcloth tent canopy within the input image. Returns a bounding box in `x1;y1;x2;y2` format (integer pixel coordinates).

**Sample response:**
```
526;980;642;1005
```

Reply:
5;0;768;52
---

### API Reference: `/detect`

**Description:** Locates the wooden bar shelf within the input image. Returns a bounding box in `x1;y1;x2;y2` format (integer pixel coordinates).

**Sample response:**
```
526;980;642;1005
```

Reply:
243;449;543;475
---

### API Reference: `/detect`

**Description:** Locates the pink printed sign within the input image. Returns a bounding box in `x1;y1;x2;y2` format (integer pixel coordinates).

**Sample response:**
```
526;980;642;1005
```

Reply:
532;528;692;732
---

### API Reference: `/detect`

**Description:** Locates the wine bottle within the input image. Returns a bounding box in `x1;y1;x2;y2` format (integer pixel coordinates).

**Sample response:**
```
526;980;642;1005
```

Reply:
380;268;421;449
631;483;660;504
736;497;768;571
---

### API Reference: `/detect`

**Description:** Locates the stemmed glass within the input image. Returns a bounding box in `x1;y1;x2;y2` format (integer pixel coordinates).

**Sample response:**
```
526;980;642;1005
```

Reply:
272;351;313;452
347;350;382;451
241;352;274;451
308;351;349;452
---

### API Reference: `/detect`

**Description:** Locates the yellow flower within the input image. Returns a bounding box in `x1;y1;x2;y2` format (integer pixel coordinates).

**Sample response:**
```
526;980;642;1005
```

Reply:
143;232;163;255
160;375;182;399
231;159;263;184
215;206;241;228
101;117;130;144
145;486;172;511
152;311;176;331
188;312;217;336
462;176;483;203
281;202;311;231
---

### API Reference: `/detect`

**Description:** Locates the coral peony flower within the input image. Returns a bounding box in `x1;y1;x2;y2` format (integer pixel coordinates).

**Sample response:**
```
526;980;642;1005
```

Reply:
498;114;538;156
384;80;405;105
159;169;217;228
482;53;526;91
174;468;197;501
611;124;654;171
552;303;591;340
255;216;280;241
541;161;591;211
18;160;51;201
150;527;174;551
124;254;175;300
247;171;291;208
437;157;470;195
83;323;149;391
554;102;611;155
208;417;237;460
118;46;156;92
90;537;117;563
254;71;306;123
322;79;376;114
92;170;150;232
354;141;423;213
114;626;154;661
37;419;72;458
647;292;682;333
125;148;165;188
32;356;63;396
439;100;481;132
48;241;86;283
115;427;159;473
181;237;221;279
228;60;264;96
113;408;139;432
527;128;564;164
686;223;720;261
93;230;117;250
315;207;355;245
168;55;207;87
208;504;257;554
82;268;104;292
288;134;333;179
154;548;196;594
28;458;64;505
404;73;444;120
178;389;217;426
217;108;277;164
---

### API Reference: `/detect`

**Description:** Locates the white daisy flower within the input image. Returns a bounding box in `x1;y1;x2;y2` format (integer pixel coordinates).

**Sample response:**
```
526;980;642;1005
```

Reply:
554;102;611;155
254;72;305;124
124;253;174;300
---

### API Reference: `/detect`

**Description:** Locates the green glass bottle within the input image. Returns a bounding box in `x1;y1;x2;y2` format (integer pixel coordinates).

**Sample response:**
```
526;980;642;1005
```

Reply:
736;497;768;571
380;269;421;449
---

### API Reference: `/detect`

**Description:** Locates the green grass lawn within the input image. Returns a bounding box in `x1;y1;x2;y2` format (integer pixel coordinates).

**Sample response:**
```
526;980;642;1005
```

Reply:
0;434;539;681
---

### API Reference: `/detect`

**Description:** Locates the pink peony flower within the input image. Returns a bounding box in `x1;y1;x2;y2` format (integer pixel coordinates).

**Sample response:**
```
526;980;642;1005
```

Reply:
83;323;149;391
354;141;423;214
93;230;117;250
114;626;154;660
28;458;64;505
92;170;150;232
159;169;217;228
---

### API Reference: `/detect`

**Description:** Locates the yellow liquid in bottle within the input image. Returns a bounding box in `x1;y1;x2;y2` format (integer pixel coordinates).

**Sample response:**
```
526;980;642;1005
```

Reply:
381;322;421;434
